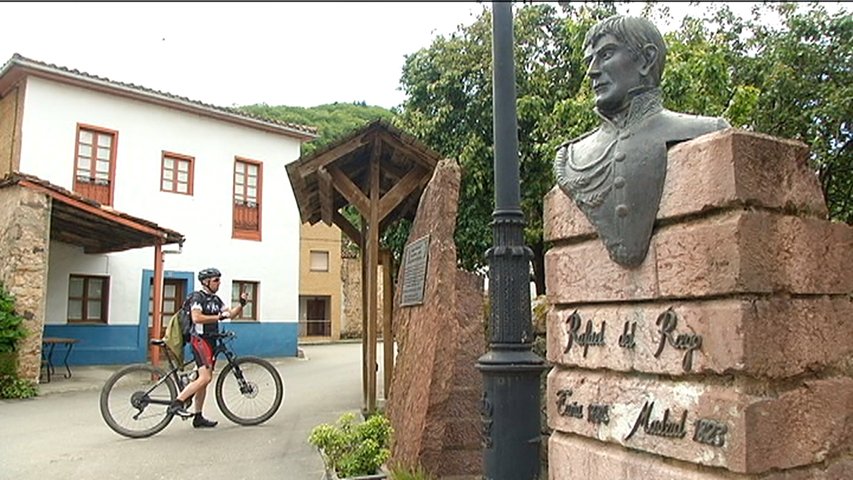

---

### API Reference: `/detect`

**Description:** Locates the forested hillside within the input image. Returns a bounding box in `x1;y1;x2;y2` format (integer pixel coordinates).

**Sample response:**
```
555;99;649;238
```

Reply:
239;102;395;156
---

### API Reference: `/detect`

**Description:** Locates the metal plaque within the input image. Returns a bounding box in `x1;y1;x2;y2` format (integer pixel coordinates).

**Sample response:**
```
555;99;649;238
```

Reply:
400;235;430;307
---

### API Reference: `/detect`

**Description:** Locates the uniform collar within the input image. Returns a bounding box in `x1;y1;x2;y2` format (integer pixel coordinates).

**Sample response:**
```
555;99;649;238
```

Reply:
595;88;664;130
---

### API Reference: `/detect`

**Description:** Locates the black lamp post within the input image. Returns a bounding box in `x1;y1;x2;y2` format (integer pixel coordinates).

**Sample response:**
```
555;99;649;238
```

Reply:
477;2;547;479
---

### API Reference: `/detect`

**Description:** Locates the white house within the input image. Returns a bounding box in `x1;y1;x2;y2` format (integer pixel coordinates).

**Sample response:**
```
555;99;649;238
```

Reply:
0;54;317;365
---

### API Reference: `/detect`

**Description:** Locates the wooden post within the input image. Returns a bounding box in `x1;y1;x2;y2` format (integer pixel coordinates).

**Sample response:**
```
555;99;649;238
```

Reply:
150;242;164;367
366;141;381;413
360;219;369;412
381;249;394;400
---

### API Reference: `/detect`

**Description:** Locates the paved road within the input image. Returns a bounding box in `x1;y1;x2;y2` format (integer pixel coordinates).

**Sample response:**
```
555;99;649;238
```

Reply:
0;342;374;480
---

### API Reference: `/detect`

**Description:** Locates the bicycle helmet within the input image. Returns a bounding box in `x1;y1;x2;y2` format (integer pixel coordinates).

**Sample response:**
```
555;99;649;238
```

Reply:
198;267;222;281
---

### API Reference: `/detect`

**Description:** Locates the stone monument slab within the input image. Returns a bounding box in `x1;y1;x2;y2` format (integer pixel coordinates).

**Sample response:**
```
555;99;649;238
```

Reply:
546;296;853;378
547;369;853;474
387;158;485;478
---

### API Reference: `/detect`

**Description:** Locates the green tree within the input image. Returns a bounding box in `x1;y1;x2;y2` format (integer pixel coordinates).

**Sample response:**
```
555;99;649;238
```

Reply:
661;2;851;221
396;3;619;294
397;2;851;294
739;2;851;222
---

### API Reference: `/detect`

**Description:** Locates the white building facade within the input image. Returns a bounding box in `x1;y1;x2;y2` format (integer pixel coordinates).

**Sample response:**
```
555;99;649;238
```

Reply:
0;54;316;364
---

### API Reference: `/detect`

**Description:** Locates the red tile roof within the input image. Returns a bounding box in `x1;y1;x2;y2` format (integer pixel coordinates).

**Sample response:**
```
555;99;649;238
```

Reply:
0;53;318;141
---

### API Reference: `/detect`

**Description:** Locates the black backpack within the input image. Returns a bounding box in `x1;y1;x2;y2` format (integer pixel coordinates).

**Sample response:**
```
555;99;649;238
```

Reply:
179;293;196;342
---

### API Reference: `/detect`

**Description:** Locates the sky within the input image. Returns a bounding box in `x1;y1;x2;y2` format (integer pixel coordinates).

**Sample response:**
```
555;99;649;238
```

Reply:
2;2;849;111
1;2;487;110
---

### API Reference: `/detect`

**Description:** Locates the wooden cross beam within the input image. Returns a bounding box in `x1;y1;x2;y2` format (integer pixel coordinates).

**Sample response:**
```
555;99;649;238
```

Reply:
317;167;334;226
332;210;362;246
378;166;427;221
327;165;370;217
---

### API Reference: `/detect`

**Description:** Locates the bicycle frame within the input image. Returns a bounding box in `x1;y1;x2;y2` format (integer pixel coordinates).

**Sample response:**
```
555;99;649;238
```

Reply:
102;329;283;438
157;332;246;391
134;333;252;416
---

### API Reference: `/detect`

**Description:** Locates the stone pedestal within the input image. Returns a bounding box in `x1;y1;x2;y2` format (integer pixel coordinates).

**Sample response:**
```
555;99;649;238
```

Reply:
386;159;485;478
544;130;853;479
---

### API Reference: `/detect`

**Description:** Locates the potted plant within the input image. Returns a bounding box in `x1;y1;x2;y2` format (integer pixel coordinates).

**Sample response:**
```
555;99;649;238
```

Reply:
308;411;393;480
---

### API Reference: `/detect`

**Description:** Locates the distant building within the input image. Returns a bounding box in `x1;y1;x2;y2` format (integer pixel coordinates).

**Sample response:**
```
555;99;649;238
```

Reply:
0;54;317;366
297;222;343;341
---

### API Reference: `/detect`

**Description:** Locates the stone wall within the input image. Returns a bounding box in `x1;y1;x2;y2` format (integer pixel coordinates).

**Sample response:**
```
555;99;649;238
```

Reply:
544;130;853;479
387;158;486;478
0;185;50;382
340;256;386;339
340;255;363;338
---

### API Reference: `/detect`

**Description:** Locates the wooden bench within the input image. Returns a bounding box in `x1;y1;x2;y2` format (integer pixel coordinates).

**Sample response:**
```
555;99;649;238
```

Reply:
41;337;79;383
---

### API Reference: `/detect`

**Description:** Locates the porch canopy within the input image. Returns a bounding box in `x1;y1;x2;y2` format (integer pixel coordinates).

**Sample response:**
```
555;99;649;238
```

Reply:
0;171;184;367
2;172;184;253
285;119;441;413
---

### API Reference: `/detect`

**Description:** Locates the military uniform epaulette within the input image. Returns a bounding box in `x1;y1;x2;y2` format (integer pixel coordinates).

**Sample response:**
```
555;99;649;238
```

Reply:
556;129;597;151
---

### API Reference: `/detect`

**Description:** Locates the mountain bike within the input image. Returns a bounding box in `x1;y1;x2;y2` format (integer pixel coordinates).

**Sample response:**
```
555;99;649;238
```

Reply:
99;330;284;438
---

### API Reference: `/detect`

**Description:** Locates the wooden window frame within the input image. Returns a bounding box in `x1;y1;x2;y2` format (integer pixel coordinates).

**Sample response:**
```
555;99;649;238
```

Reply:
231;280;259;321
73;123;118;206
67;274;110;324
160;151;194;195
232;156;263;241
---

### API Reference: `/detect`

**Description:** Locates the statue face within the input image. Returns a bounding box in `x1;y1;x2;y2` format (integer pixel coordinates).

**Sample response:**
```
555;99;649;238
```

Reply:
585;33;646;114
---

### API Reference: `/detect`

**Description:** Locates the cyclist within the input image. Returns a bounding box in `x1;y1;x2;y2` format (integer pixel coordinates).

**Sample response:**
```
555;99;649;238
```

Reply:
168;267;248;428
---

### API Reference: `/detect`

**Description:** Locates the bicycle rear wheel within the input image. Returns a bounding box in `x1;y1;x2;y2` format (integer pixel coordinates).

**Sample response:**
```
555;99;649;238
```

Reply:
215;356;283;426
99;364;178;438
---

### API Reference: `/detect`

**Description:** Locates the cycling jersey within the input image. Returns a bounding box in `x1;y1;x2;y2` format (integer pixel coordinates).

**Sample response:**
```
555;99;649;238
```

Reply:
188;289;226;337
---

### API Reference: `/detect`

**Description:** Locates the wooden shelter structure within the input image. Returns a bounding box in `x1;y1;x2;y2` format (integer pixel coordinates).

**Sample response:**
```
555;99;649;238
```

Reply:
0;172;185;373
286;119;441;413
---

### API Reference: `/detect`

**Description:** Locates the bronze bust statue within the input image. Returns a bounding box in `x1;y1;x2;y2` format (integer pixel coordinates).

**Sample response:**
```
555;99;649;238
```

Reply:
554;15;730;267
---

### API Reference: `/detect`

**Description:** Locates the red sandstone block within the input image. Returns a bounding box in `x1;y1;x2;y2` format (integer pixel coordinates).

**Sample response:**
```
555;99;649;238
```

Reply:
545;211;853;303
546;369;853;474
663;129;826;220
545;238;660;303
442;419;484;449
655;212;853;297
543;185;596;243
546;296;853;378
549;432;853;480
421;449;483;477
544;130;827;243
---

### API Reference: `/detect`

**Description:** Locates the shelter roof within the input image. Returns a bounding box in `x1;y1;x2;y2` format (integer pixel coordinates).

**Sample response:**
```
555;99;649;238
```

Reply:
0;53;318;141
285;119;442;241
0;172;184;253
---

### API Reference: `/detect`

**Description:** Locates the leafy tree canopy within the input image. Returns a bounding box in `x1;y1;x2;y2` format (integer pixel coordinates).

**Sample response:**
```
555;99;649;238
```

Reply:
396;1;851;294
239;2;850;296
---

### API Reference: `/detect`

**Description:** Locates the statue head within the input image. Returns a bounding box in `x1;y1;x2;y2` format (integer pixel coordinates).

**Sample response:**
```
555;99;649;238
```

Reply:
583;15;667;114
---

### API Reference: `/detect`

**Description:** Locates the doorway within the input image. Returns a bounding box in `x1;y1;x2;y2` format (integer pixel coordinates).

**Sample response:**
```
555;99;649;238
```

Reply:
299;295;331;337
147;278;186;342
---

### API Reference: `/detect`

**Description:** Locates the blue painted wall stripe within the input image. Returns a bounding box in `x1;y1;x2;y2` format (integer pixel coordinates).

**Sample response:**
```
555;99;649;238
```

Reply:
43;269;297;366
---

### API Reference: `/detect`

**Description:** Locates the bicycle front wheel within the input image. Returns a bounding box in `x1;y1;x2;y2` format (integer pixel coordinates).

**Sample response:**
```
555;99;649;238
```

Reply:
215;356;283;426
99;364;178;438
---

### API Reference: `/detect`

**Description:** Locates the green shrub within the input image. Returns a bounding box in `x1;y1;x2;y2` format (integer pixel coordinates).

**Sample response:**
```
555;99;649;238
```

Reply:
0;375;37;399
0;282;35;400
308;411;393;478
0;282;27;354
